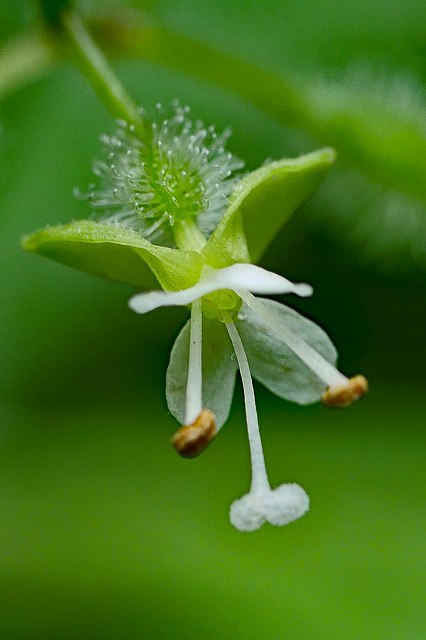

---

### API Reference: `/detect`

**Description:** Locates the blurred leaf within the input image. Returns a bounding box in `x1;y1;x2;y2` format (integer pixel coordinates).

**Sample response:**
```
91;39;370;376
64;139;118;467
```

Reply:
313;166;426;270
304;68;426;268
305;68;426;200
0;391;425;640
0;30;56;101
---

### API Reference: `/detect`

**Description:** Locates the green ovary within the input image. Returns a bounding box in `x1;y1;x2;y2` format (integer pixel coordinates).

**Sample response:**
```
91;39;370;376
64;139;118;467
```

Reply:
202;289;242;322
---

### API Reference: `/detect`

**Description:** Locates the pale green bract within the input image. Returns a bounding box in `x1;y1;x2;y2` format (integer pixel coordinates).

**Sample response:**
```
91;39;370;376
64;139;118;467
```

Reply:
23;126;366;532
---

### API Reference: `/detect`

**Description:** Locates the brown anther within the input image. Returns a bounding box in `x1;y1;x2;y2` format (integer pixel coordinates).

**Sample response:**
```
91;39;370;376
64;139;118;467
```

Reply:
322;375;368;408
172;409;217;458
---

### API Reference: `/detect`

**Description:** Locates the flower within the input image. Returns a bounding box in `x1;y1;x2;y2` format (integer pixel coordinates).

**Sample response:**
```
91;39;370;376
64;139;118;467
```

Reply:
129;261;367;532
22;103;367;532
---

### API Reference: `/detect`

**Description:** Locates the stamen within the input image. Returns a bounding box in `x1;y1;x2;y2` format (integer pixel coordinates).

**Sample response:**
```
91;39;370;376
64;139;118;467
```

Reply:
172;409;217;458
322;375;368;407
226;322;270;494
240;291;350;388
185;299;203;425
226;319;310;532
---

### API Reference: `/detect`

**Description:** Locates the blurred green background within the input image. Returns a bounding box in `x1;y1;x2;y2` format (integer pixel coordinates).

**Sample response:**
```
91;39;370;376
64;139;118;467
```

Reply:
0;0;425;638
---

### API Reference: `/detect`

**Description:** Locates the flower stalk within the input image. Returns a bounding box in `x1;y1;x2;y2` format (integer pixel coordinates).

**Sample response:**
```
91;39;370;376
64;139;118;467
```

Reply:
60;9;149;143
173;219;207;253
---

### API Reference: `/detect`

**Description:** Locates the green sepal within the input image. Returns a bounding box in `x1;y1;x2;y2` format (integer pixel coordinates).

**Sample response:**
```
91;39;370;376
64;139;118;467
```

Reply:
201;289;242;323
22;220;203;291
236;298;338;405
203;147;336;266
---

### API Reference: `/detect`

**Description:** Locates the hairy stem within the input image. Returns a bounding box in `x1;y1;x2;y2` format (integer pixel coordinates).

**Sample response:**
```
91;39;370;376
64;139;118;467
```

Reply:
61;10;150;143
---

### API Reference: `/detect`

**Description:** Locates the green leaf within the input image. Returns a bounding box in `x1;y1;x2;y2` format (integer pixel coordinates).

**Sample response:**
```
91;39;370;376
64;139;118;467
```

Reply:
22;220;203;291
236;298;338;405
203;148;336;266
166;317;237;429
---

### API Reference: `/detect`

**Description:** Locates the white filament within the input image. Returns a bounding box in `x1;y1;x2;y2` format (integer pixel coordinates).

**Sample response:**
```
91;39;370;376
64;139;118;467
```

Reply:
226;322;270;494
185;299;203;425
240;291;348;388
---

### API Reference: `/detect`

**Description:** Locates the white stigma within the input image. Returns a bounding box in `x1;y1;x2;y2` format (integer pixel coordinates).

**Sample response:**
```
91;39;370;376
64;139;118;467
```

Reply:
230;484;310;532
226;322;309;532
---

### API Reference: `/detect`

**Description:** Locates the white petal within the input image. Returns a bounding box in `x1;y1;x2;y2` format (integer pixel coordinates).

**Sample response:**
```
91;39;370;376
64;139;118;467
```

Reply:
213;264;313;297
128;288;197;314
128;264;312;314
166;318;238;429
236;298;339;405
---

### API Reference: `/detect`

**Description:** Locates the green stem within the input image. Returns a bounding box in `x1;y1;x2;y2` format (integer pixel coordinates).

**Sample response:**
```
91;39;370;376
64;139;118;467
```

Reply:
60;10;150;143
93;14;311;132
173;219;207;253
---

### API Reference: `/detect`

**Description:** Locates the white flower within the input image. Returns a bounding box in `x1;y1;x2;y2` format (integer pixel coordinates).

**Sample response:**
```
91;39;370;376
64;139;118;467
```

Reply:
129;263;367;532
22;79;356;534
